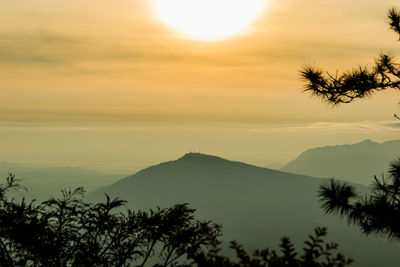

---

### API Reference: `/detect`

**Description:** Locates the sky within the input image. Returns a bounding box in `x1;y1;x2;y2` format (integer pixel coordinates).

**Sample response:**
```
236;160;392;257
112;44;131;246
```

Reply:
1;0;400;173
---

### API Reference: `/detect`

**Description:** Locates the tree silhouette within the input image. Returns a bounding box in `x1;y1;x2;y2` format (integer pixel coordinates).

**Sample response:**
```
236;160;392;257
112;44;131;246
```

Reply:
300;8;400;107
0;174;352;266
319;158;400;240
301;7;400;240
0;174;221;267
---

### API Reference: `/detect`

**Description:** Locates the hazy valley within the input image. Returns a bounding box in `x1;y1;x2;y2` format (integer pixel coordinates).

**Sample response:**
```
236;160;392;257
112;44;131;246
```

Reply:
3;139;400;266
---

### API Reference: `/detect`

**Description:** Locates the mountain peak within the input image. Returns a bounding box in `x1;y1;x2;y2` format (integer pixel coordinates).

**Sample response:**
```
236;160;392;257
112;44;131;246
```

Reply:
356;139;378;146
360;139;375;143
179;153;224;161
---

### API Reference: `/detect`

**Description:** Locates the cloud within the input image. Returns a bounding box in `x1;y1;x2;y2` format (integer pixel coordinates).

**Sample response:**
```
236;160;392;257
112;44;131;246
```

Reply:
0;29;384;64
278;120;400;133
0;0;398;126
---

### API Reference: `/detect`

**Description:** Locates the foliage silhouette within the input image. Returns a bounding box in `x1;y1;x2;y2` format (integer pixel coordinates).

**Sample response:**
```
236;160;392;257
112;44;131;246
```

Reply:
300;8;400;107
0;174;352;266
301;7;400;241
188;227;352;267
0;174;221;267
319;158;400;240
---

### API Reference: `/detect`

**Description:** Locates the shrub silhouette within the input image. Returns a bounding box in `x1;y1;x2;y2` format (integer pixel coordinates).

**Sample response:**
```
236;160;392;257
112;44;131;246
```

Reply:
188;227;352;267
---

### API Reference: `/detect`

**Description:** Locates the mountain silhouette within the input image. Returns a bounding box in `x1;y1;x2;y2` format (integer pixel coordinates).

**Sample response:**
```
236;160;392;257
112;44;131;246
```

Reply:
91;153;400;267
281;139;400;184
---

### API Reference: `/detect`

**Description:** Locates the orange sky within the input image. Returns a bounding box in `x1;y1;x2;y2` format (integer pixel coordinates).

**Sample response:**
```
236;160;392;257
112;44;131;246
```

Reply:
1;0;399;170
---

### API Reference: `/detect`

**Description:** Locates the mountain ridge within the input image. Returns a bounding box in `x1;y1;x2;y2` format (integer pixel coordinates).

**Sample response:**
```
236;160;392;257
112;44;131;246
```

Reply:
90;153;399;267
111;152;305;190
281;139;400;184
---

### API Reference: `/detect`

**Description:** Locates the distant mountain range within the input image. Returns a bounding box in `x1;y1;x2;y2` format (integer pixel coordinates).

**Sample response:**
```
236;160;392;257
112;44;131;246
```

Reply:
0;161;124;199
281;139;400;184
91;153;400;267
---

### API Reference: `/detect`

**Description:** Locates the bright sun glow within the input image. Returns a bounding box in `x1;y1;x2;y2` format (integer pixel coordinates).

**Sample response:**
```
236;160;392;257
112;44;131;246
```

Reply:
151;0;266;41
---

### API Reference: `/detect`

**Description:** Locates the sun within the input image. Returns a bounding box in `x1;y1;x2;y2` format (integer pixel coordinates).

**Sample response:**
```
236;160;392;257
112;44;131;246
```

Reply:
151;0;266;41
